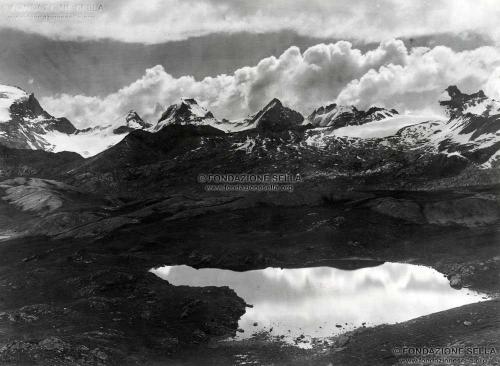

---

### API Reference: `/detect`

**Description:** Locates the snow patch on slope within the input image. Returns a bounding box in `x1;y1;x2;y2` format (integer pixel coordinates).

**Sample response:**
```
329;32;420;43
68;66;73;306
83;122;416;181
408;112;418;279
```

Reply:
0;85;28;122
304;129;330;148
233;137;256;154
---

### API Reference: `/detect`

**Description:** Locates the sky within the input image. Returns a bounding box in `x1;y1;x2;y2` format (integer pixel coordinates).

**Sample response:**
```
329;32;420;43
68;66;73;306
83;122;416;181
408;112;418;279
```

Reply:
0;0;499;127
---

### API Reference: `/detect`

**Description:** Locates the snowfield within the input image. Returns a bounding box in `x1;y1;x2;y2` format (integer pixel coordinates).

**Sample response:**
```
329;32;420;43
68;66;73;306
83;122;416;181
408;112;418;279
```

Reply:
332;115;446;138
44;129;127;157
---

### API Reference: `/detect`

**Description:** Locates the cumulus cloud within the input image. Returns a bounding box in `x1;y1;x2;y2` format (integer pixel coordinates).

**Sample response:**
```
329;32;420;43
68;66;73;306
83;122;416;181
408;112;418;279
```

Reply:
40;40;500;128
484;67;500;100
336;46;500;113
1;0;500;44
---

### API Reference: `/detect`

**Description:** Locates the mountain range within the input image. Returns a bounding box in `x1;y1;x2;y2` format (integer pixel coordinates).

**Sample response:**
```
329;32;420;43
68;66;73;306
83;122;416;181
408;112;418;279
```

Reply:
0;84;409;152
0;82;499;240
1;83;499;163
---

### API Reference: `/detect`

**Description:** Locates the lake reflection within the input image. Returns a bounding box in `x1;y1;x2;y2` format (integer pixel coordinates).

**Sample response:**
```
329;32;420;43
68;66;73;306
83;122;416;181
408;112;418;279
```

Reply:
151;263;486;346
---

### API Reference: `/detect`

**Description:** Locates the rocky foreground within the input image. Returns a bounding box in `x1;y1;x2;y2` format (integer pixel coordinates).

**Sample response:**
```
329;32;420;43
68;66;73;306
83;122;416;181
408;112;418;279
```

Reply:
0;182;499;365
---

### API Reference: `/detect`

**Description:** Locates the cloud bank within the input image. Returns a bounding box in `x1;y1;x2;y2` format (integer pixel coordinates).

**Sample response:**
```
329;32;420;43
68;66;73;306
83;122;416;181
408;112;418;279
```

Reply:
1;0;500;44
40;40;500;128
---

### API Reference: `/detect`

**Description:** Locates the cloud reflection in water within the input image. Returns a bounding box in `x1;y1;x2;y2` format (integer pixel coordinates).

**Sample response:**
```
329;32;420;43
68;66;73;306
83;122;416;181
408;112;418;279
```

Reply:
151;262;486;345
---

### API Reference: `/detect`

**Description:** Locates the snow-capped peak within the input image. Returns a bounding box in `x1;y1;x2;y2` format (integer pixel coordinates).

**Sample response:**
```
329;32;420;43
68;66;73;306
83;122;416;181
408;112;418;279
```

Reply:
110;109;152;135
0;85;29;122
153;98;216;131
0;84;135;158
124;110;150;130
0;84;82;152
179;98;211;118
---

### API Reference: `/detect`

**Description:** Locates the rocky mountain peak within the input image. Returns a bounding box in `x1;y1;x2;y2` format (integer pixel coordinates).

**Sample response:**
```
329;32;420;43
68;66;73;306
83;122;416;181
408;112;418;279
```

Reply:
265;98;283;108
0;84;78;150
445;85;486;101
154;98;216;131
0;85;76;133
440;85;491;119
10;93;48;120
0;85;49;123
125;110;141;123
125;110;150;129
113;110;151;135
182;98;197;105
251;98;304;132
436;86;500;144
